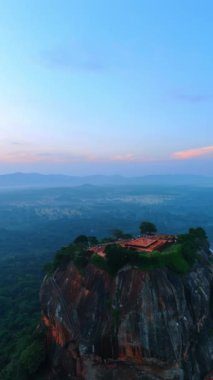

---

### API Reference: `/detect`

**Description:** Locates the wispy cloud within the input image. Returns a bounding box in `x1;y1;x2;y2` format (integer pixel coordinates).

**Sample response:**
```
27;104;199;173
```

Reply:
172;91;212;103
172;146;213;160
40;43;106;73
0;151;98;164
0;149;154;165
110;153;137;162
10;141;33;147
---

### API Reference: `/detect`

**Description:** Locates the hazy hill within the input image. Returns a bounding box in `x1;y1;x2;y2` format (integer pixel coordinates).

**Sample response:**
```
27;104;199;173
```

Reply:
0;173;213;189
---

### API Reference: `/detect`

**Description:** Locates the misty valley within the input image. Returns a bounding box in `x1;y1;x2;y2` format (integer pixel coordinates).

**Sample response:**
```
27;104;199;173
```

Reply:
0;184;213;257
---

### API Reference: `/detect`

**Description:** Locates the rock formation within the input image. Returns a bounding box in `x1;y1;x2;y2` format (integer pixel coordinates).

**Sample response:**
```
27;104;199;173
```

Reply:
40;247;213;379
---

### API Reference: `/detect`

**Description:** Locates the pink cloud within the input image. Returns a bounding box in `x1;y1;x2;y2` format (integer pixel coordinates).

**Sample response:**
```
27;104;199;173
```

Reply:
172;146;213;160
0;150;147;165
0;152;98;164
110;153;137;162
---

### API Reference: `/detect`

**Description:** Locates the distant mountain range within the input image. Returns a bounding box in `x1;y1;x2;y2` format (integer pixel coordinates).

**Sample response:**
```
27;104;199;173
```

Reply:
0;172;213;188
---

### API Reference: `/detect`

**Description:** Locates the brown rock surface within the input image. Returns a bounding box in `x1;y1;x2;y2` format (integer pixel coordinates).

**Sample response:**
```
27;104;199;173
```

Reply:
40;251;213;380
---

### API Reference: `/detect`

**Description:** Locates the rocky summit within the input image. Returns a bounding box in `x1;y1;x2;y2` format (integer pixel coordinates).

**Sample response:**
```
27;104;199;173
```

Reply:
40;244;213;380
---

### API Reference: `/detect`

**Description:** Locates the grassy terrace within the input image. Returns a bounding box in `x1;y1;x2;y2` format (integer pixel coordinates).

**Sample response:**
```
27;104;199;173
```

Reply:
45;226;208;276
91;243;191;275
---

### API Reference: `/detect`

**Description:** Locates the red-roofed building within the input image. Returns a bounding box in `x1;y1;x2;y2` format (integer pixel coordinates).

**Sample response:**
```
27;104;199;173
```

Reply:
88;235;176;257
121;235;176;253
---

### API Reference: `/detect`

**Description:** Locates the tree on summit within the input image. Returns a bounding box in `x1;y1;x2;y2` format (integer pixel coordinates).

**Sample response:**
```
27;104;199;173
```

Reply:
139;221;157;235
73;235;98;246
110;229;133;240
73;235;89;245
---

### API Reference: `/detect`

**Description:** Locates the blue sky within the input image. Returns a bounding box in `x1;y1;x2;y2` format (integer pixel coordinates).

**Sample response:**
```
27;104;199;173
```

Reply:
0;0;213;175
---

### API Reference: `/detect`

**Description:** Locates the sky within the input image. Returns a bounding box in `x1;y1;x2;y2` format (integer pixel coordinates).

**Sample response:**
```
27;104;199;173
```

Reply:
0;0;213;176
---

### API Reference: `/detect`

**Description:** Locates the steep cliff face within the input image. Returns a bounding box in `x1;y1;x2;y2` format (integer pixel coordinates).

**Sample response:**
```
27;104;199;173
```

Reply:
40;249;213;380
